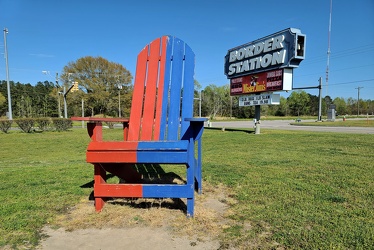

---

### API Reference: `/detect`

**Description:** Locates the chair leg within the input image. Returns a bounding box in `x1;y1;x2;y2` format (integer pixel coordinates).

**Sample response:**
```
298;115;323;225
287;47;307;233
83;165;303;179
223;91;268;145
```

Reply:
94;164;106;212
186;197;194;217
186;153;195;217
194;159;202;194
196;139;203;194
95;197;105;212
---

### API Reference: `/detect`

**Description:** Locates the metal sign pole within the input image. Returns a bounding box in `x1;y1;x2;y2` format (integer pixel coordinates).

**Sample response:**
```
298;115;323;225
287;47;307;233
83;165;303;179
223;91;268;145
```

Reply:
3;28;12;120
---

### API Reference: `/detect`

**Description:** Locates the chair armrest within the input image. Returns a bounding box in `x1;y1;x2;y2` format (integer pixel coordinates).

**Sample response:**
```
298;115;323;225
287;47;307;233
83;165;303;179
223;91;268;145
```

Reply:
183;118;208;141
71;117;129;123
184;118;208;123
71;117;130;141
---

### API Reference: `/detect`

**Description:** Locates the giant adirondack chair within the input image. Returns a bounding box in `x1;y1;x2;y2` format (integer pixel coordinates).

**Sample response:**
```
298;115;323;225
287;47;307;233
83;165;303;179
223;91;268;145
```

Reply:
72;36;206;217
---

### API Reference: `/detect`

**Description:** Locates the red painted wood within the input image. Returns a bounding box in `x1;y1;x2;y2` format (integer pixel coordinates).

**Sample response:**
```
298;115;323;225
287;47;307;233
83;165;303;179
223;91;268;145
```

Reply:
123;122;129;141
88;141;139;151
87;123;102;142
128;45;149;141
87;141;138;163
94;184;143;197
141;38;161;140
153;36;167;140
87;151;137;163
94;164;107;211
71;117;129;123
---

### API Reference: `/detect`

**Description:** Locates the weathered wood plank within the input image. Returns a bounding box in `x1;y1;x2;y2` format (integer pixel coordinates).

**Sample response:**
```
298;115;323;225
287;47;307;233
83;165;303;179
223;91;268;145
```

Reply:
128;44;149;141
142;37;161;140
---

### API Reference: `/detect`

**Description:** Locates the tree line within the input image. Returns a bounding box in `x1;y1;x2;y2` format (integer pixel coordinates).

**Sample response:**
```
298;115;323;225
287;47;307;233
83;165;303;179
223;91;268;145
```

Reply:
1;56;373;119
200;84;374;119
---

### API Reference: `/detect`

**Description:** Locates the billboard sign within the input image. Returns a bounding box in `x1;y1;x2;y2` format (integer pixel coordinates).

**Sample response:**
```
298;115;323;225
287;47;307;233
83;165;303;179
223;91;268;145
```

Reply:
224;28;305;80
239;93;280;106
230;68;293;95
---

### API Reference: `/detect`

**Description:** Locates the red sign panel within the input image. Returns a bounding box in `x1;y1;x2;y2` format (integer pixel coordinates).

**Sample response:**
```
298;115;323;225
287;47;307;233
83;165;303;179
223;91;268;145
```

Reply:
230;69;285;96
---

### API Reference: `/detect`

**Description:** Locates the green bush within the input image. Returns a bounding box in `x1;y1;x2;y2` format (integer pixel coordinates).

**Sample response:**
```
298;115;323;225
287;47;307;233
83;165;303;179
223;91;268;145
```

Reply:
52;118;72;131
0;119;12;133
35;117;52;131
15;118;35;133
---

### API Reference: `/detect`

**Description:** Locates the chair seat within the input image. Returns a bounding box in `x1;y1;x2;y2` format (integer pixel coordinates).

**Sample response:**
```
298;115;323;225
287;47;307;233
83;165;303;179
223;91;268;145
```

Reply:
87;140;189;164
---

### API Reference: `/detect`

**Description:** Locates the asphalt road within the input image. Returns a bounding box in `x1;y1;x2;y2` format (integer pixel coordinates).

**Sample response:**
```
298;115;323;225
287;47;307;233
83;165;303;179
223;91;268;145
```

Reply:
206;118;374;134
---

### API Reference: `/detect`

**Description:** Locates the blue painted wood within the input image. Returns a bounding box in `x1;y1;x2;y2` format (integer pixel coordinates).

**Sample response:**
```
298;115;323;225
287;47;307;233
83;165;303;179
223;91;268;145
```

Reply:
137;152;188;164
186;135;196;216
142;184;192;198
137;141;189;163
159;36;173;140
138;141;188;150
180;44;195;138
168;37;184;140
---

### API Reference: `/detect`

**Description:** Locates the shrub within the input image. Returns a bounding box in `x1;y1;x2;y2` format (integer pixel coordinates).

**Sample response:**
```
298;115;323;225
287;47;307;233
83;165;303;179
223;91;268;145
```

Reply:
52;118;72;131
0;119;13;133
36;117;52;131
15;118;35;133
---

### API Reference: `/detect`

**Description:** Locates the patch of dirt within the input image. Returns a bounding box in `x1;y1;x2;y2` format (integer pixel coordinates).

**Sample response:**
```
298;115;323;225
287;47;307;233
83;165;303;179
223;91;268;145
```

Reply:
37;183;238;250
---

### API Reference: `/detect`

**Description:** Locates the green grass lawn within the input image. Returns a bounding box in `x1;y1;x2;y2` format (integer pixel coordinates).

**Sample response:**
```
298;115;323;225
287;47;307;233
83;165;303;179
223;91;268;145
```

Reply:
1;127;373;249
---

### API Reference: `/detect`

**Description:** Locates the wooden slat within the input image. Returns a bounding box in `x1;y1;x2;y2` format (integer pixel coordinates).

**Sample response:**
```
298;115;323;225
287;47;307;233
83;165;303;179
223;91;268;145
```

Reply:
87;141;139;151
87;151;137;163
159;36;173;140
142;184;193;198
94;184;143;197
180;44;195;137
153;36;168;140
141;37;161;140
168;37;184;140
137;140;188;150
128;44;149;141
88;141;187;151
95;184;193;199
137;151;188;164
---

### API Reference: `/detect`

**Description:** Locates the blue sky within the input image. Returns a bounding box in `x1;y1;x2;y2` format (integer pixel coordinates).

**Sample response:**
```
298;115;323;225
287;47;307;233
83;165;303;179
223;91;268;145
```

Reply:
1;0;373;100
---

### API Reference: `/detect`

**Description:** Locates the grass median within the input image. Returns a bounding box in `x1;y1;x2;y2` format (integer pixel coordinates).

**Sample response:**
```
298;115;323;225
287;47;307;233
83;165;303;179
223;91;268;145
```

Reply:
0;127;373;249
291;119;373;127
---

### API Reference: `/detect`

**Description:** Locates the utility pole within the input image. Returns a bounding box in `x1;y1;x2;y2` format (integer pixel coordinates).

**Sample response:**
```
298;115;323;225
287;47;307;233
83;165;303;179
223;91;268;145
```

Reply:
3;28;12;120
118;86;122;117
355;87;363;117
81;98;84;128
326;0;333;97
199;91;202;117
55;73;62;118
318;77;323;121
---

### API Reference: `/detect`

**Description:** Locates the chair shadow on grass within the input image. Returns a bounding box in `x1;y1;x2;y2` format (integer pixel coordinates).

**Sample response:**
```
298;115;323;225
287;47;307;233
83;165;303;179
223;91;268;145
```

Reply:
80;163;187;213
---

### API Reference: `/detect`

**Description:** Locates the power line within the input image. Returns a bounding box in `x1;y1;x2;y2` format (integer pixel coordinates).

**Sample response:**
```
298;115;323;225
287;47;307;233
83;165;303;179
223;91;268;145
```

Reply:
301;43;374;66
324;78;374;87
